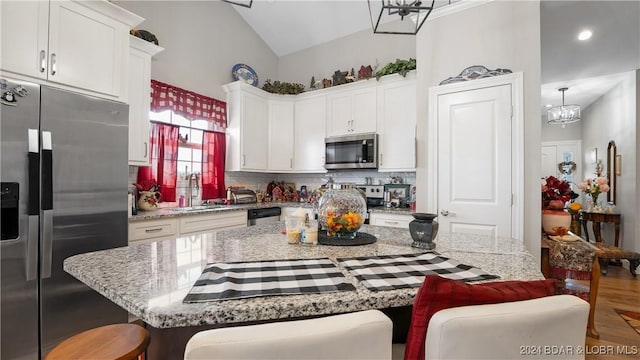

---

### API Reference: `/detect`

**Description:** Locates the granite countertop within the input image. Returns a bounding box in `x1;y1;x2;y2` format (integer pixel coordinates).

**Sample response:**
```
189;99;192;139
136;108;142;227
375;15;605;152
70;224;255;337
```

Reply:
130;201;314;222
64;224;542;329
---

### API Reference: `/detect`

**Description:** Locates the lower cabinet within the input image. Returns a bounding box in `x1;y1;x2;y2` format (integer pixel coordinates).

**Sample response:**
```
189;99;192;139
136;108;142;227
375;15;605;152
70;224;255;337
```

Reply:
369;212;413;229
128;218;179;244
129;210;248;244
179;211;248;235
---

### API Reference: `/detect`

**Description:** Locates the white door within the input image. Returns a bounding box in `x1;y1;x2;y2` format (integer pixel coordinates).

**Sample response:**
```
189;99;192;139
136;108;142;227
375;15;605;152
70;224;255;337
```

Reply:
541;141;582;185
436;84;513;238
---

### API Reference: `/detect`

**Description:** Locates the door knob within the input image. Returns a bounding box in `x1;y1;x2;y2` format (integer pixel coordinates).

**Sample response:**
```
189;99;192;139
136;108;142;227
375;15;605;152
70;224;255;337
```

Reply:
440;209;449;216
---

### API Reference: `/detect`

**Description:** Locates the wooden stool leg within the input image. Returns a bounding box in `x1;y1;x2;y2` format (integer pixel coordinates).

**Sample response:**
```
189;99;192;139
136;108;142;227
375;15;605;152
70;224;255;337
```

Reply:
587;258;600;339
599;258;609;275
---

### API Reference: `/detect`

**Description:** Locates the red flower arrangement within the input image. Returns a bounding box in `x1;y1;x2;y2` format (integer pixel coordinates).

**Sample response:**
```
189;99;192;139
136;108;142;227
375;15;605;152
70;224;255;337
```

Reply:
541;176;571;210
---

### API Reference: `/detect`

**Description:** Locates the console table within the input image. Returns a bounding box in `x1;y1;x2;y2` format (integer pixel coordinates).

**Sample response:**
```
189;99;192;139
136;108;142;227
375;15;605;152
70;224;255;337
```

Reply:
580;211;621;246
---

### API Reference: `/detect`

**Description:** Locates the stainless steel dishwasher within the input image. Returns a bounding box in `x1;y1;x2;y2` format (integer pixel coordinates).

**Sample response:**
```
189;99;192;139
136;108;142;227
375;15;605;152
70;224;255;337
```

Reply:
247;207;282;226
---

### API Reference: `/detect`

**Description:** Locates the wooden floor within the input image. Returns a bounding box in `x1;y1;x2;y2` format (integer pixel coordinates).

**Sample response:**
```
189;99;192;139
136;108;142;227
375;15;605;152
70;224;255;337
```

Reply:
582;265;640;359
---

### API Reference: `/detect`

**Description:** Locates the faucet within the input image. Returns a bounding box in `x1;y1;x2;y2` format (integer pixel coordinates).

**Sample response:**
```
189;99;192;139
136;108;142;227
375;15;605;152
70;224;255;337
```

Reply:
185;172;199;207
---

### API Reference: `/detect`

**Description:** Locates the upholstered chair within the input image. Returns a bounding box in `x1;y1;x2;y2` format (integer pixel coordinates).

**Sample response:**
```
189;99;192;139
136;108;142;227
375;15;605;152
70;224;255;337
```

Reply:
184;309;392;360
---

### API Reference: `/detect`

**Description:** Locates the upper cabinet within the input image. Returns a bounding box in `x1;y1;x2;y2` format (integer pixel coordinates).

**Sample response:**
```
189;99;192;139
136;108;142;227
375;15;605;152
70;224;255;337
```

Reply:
327;85;377;137
128;36;163;166
294;94;327;173
223;72;415;174
377;72;417;171
0;0;142;100
224;82;268;172
267;99;295;172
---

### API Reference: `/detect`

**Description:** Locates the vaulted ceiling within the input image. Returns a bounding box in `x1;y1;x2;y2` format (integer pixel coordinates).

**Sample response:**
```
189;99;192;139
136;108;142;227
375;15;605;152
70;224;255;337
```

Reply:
229;0;639;114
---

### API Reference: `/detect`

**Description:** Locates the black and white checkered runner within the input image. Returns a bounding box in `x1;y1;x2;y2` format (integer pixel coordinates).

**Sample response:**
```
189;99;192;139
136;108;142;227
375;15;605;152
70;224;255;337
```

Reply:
338;252;499;291
184;258;355;302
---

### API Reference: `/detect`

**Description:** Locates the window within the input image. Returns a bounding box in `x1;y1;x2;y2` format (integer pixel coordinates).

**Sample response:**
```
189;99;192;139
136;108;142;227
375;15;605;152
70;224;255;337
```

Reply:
149;110;225;204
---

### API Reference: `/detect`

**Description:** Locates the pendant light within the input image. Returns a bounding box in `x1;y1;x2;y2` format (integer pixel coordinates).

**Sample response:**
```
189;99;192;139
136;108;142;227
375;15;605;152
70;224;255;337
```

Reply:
223;0;253;8
368;0;436;35
547;87;580;128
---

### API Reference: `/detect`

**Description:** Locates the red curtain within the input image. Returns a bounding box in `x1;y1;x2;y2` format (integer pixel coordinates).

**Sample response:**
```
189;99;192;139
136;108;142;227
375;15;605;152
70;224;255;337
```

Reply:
148;122;179;202
150;80;227;129
201;131;226;200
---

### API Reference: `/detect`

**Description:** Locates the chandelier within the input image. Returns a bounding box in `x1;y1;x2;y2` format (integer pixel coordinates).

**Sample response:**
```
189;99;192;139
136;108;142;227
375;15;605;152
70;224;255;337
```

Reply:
222;0;253;8
547;87;580;128
368;0;436;35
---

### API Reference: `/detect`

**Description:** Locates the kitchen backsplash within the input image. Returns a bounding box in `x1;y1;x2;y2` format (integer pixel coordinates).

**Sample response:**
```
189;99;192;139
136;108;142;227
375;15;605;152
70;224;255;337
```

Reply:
129;166;416;203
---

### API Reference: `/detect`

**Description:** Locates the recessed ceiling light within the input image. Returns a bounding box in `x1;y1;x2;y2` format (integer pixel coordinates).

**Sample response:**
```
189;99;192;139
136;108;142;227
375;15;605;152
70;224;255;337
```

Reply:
545;104;553;108
578;30;592;41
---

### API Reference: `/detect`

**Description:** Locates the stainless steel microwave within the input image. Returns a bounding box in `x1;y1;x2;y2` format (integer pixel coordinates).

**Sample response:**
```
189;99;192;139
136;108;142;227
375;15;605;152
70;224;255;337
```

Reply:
325;133;378;170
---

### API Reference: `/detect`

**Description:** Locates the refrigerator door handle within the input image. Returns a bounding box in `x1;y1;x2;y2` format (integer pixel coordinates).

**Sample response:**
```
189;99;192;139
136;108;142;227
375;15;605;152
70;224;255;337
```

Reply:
26;129;40;281
41;131;53;279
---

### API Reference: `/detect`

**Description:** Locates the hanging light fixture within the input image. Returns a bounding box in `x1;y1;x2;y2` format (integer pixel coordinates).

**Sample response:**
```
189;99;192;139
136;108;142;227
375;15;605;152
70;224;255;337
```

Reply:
547;87;580;128
368;0;436;35
222;0;253;8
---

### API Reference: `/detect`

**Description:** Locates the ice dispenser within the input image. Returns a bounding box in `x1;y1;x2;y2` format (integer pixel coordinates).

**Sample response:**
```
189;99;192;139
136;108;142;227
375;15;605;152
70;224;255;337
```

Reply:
1;182;19;240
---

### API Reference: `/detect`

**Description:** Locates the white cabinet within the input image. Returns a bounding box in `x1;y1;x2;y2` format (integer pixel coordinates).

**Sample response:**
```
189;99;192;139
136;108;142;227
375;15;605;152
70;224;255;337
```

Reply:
377;73;417;171
0;0;142;99
128;36;164;166
327;86;377;136
369;212;413;229
129;210;248;243
179;211;247;235
224;82;268;171
294;95;327;172
129;217;179;244
268;99;295;171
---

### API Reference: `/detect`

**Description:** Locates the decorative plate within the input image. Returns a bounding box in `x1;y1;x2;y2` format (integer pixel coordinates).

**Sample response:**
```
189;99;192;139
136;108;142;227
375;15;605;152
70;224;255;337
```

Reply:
232;63;258;86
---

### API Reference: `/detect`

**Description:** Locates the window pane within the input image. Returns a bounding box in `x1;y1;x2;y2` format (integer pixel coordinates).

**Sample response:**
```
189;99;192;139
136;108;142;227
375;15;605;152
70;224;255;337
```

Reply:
190;129;203;145
178;161;192;175
191;119;208;130
192;162;202;174
172;113;190;127
178;147;192;161
192;149;202;162
150;110;171;123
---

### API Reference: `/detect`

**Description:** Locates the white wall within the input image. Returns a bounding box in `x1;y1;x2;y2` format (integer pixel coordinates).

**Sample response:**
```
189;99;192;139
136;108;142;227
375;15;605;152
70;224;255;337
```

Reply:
115;1;279;100
415;1;542;261
581;71;637;252
541;115;582;142
277;27;416;87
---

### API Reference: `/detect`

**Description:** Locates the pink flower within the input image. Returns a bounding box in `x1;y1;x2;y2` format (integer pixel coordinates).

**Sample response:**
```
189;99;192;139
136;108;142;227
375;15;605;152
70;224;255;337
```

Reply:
600;184;610;193
595;177;608;186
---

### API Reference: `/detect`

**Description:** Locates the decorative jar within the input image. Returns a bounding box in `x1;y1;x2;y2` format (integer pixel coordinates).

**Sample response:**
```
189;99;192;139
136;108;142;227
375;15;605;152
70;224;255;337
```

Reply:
409;213;438;250
317;184;366;239
541;209;571;235
137;191;161;211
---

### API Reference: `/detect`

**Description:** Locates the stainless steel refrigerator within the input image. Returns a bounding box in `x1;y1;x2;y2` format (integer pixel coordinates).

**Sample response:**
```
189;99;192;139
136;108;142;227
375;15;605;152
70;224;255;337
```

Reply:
1;77;129;359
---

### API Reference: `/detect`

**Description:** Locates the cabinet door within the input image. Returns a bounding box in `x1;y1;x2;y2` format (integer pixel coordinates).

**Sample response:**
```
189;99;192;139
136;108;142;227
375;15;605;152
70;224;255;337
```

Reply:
0;0;49;79
48;1;127;97
378;81;416;171
327;92;352;136
241;91;268;170
294;96;327;172
268;100;295;171
352;88;377;134
127;46;151;165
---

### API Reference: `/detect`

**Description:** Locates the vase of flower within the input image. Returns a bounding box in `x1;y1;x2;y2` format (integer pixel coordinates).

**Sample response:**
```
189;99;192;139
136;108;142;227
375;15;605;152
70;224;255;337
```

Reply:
541;176;573;235
317;183;366;239
579;177;609;212
137;191;161;211
409;213;438;250
567;202;582;236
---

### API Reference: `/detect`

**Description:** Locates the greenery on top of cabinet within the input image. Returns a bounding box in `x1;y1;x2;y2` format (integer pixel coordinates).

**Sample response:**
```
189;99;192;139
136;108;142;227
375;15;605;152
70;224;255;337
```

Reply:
375;58;416;80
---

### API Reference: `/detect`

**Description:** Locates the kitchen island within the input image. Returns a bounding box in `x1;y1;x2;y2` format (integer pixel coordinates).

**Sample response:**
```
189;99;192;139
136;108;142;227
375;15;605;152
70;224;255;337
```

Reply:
64;223;542;358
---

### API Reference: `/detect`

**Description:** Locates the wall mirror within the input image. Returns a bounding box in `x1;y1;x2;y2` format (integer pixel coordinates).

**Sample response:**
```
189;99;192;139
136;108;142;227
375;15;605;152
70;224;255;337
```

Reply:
607;140;616;204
